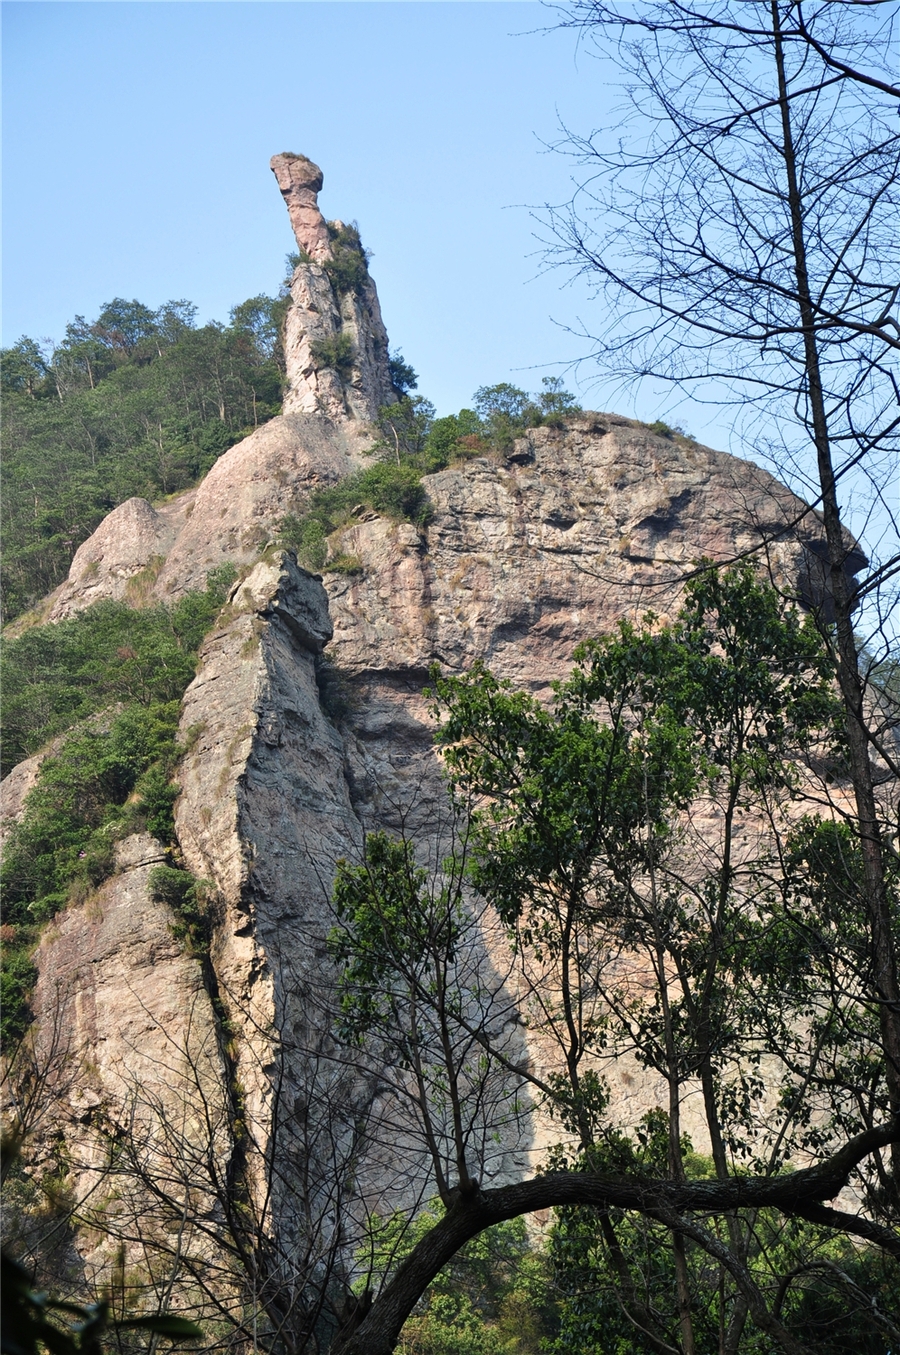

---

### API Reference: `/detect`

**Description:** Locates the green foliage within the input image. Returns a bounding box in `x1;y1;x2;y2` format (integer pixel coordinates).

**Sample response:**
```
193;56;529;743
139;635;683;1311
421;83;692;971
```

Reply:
1;291;283;623
375;396;438;464
0;945;38;1045
361;1206;555;1355
323;222;370;296
472;377;582;445
473;383;533;423
388;351;418;398
310;331;356;376
0;570;234;1040
320;562;886;1351
472;383;539;450
284;250;310;276
647;419;693;440
280;464;429;571
1;700;184;927
149;867;208;953
536;376;582;426
373;378;581;474
278;376;581;571
1;1249;202;1355
229;293;289;366
330;833;460;1043
548;1181;900;1355
1;565;236;778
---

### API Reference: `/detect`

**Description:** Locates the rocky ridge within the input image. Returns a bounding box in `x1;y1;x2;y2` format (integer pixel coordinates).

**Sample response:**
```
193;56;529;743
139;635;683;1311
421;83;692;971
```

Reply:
3;155;858;1297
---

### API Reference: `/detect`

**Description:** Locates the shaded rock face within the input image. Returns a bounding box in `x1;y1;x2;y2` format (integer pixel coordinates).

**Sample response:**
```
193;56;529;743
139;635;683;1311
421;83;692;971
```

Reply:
3;156;861;1295
270;152;332;262
8;423;840;1232
28;834;226;1219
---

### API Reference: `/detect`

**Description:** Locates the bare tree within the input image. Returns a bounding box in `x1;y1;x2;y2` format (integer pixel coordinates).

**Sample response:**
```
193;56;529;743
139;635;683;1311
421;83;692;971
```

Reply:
539;0;900;1163
324;563;898;1355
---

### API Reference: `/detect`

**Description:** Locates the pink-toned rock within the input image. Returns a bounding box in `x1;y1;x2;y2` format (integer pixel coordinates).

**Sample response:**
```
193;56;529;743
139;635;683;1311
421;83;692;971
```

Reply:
47;492;195;620
0;750;47;852
270;152;333;262
151;412;373;598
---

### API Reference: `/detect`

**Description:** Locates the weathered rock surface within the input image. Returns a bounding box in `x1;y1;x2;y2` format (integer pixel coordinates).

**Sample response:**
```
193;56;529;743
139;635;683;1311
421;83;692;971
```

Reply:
29;833;224;1164
0;749;47;852
151;413;369;599
270;152;333;263
47;492;196;620
270;149;394;421
280;258;394;422
4;155;867;1301
324;414;832;689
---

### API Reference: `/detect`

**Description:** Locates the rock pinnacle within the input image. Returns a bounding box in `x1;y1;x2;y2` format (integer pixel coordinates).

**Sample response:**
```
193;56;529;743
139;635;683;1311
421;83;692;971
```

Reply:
270;152;332;262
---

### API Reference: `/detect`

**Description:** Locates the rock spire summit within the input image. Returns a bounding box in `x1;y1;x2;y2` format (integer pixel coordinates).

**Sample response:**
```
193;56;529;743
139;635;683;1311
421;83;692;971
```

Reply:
270;152;333;262
271;151;395;422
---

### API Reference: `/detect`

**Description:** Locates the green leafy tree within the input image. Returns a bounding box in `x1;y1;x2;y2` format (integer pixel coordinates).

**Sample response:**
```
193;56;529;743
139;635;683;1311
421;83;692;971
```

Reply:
542;0;900;1204
2;296;282;622
388;352;419;398
326;565;899;1355
360;1208;554;1355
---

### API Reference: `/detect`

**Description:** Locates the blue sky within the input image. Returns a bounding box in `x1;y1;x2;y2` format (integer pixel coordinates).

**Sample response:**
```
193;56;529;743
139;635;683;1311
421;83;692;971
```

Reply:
4;0;727;433
3;2;620;418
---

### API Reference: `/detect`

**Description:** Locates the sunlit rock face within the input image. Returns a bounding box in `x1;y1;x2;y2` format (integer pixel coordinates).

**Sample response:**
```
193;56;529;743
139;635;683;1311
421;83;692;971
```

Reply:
271;149;395;422
3;155;860;1292
270;152;333;262
40;154;396;622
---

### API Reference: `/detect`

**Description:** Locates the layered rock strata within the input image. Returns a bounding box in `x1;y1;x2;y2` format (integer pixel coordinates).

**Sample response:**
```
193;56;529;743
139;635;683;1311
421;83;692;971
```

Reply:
2;154;866;1302
270;153;334;262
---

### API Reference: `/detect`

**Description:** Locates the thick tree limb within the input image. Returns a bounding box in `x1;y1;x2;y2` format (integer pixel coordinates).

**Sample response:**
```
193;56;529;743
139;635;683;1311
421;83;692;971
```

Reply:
785;1201;900;1260
334;1118;899;1355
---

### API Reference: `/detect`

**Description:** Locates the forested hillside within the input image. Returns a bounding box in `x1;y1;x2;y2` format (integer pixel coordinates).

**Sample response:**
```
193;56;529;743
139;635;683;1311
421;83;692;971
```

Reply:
1;292;287;621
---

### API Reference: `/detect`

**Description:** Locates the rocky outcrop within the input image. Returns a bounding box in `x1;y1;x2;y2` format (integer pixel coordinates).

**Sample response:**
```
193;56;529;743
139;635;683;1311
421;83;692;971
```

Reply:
29;833;224;1168
324;414;831;688
47;492;196;620
40;153;397;619
271;150;394;421
0;749;47;852
280;254;394;423
270;153;333;263
151;413;369;599
3;154;867;1303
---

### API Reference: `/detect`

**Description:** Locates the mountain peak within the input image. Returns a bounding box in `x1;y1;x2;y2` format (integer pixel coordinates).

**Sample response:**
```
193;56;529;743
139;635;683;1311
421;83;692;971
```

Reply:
270;151;332;262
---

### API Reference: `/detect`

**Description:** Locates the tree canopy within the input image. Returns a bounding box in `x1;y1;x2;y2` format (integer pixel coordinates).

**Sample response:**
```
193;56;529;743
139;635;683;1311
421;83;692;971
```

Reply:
1;294;286;622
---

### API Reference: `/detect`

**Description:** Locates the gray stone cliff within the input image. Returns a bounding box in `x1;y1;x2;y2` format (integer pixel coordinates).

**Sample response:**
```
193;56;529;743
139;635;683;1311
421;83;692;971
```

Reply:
2;156;857;1299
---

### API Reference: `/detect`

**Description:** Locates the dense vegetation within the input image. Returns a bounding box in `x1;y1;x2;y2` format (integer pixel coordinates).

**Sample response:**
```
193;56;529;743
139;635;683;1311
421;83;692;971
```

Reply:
326;565;899;1353
281;377;581;570
0;566;235;1042
1;294;286;622
364;1211;555;1355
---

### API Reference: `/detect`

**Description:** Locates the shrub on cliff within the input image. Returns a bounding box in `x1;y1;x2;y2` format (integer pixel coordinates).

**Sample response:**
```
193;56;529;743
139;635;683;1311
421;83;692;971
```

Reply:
324;222;371;297
1;293;283;625
280;463;430;570
0;566;235;1042
310;331;356;377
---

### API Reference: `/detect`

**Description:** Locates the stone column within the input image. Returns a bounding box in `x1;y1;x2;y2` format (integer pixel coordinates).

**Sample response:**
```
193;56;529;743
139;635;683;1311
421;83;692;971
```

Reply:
270;153;333;262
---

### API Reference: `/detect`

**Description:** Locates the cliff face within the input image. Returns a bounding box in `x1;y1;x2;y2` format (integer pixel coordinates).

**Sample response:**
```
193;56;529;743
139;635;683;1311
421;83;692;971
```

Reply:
4;155;850;1292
